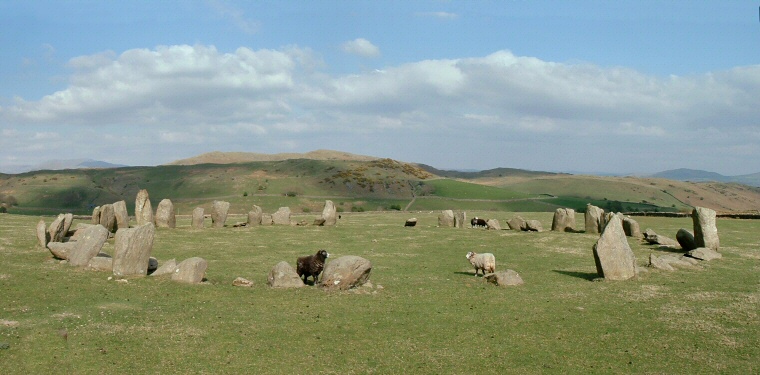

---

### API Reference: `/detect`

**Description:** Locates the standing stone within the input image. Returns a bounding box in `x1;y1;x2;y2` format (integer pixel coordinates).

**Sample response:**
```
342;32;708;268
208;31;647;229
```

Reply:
99;204;117;232
272;207;291;225
551;208;576;232
112;200;129;229
36;219;49;247
261;214;273;226
154;199;176;228
676;229;697;251
592;215;637;281
622;217;642;238
486;219;501;230
438;210;455;227
91;206;101;225
320;255;372;290
267;261;305;288
135;189;154;226
585;204;605;234
68;225;109;267
211;200;230;228
171;257;208;284
48;214;67;243
507;216;526;231
454;211;466;228
113;223;155;277
247;205;263;226
191;207;205;229
320;200;337;226
692;207;719;251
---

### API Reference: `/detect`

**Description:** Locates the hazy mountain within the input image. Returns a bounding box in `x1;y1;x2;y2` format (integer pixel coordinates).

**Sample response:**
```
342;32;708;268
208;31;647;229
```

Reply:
0;159;127;174
165;150;378;165
651;168;729;182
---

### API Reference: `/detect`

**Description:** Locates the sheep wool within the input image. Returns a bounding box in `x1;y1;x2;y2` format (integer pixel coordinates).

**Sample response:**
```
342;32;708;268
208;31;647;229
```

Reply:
465;251;496;276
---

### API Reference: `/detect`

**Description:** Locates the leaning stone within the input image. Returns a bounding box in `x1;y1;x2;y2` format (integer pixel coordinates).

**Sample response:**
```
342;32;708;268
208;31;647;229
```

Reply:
687;247;722;261
693;207;719;251
211;200;230;228
171;257;208;284
486;219;501;230
523;220;543;232
47;242;76;260
585;204;605;234
507;216;526;231
151;259;177;276
484;270;524;286
622;217;642;238
99;204;117;233
321;255;372;290
113;223;155;277
551;208;576;232
438;210;455;228
154;199;176;228
135;189;154;226
87;256;113;272
676;229;697;251
62;213;74;236
68;225;109;267
232;277;254;287
271;207;291;225
321;200;338;226
404;218;417;227
48;214;67;243
192;207;204;229
267;261;305;288
647;254;674;271
36;219;49;247
592;215;637;281
112;200;129;229
247;205;263;226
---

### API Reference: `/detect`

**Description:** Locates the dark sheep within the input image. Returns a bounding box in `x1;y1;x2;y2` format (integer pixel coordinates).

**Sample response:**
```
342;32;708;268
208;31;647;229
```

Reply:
296;249;330;285
471;217;487;228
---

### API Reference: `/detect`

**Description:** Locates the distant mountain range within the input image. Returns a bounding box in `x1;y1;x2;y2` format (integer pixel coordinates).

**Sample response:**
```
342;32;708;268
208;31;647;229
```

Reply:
649;168;760;187
0;159;128;174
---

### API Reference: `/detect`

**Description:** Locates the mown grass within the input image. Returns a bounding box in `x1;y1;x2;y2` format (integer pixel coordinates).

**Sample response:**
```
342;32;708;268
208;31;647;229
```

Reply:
1;212;758;374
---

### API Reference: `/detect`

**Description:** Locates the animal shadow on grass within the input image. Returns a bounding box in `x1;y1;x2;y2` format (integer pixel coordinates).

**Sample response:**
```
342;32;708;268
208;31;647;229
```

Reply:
454;271;479;277
553;270;598;281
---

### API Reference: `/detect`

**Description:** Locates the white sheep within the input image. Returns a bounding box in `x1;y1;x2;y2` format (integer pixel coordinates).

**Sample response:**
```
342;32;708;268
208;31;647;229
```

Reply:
465;251;496;276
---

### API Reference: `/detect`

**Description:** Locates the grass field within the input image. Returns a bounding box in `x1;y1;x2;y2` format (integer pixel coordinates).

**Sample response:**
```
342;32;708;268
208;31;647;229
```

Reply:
1;211;758;374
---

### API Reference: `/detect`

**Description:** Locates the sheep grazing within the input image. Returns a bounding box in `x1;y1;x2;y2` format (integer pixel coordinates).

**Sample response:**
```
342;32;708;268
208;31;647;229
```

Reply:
296;249;330;285
471;217;487;228
465;251;496;276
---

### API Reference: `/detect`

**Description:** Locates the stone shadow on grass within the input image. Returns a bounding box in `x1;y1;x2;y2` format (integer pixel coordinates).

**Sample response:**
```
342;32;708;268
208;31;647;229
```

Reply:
553;270;598;281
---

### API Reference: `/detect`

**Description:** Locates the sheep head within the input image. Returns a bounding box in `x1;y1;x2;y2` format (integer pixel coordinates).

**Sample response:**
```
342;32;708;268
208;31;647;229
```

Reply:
465;251;476;260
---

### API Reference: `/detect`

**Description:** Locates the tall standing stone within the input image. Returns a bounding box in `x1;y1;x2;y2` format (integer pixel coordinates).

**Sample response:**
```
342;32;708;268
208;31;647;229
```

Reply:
192;207;205;229
592;215;637;281
99;204;117;232
622;216;642;238
320;200;337;226
551;208;576;232
91;206;101;225
36;219;49;247
438;210;455;228
154;199;176;228
211;200;230;228
113;223;155;277
68;225;109;267
692;207;719;251
112;200;130;229
584;204;605;234
135;189;154;226
272;207;291;225
454;211;466;228
247;205;263;226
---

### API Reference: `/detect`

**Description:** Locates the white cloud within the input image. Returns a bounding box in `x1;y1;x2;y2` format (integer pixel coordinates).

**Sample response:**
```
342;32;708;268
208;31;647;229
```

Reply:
340;38;381;58
206;0;259;34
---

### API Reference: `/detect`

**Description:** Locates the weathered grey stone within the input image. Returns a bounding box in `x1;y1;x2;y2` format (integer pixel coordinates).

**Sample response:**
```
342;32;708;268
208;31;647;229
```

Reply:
523;220;543;232
151;259;177;276
171;257;207;284
676;229;697;251
454;211;466;228
584;204;605;234
507;216;526;231
112;200;129;230
211;200;230;228
134;189;154;226
693;207;719;251
261;213;273;226
36;219;48;247
87;255;113;272
659;254;699;268
62;213;74;236
154;199;176;228
320;255;372;290
271;207;291;225
192;207;204;229
47;242;76;260
69;224;95;241
404;218;417;227
321;200;337;226
91;206;101;225
551;208;576;232
592;215;637;281
267;261;305;288
247;205;262;226
643;229;679;248
98;204;117;232
113;223;155;277
232;277;254;287
48;214;67;243
486;219;501;230
687;247;722;261
484;270;524;286
68;225;109;267
647;254;675;271
622;216;642;238
438;210;455;228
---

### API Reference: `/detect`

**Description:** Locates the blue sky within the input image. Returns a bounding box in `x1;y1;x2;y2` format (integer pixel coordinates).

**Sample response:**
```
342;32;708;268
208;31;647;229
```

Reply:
1;0;759;175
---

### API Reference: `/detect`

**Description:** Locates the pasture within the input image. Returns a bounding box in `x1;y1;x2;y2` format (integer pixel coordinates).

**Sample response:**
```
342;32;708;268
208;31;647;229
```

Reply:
0;211;758;374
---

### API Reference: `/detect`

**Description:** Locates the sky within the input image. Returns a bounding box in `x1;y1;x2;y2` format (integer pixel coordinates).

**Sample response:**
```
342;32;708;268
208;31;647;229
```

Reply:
1;1;759;176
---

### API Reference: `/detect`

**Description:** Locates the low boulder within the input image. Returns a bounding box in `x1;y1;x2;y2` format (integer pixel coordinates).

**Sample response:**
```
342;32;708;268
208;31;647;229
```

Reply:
87;255;114;272
523;220;543;232
484;270;524;286
172;257;208;284
486;219;501;230
267;261;304;288
687;247;722;261
404;218;417;227
676;229;697;251
507;216;526;231
68;225;109;267
232;277;254;287
320;255;372;290
647;254;675;271
151;259;177;276
47;242;76;260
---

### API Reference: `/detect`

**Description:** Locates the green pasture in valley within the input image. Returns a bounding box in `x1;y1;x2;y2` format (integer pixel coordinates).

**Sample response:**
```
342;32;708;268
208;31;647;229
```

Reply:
0;212;758;374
